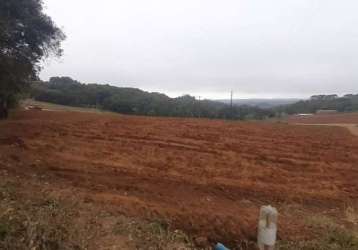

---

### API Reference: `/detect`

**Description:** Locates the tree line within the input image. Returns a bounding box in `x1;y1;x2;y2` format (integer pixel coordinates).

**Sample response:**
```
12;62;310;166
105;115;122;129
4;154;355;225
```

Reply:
275;94;358;115
30;77;275;120
30;77;358;119
1;1;358;121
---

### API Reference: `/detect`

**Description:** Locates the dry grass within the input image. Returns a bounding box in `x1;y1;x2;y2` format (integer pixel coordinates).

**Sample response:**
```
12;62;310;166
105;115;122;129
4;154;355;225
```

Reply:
112;217;194;249
0;179;196;250
278;230;358;250
0;181;93;250
277;214;358;250
345;206;358;226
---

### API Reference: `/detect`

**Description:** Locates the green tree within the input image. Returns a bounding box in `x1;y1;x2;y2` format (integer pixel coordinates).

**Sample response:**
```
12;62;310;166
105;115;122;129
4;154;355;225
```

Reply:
0;0;65;119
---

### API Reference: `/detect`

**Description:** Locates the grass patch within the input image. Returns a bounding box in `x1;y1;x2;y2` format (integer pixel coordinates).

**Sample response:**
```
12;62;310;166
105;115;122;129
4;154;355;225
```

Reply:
0;179;195;249
278;229;358;250
112;216;193;249
21;99;115;114
304;214;337;229
0;180;92;250
0;224;8;241
278;215;358;250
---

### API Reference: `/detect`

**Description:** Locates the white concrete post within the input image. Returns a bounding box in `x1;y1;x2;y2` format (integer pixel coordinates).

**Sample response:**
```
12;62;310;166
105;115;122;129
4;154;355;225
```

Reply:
257;205;278;250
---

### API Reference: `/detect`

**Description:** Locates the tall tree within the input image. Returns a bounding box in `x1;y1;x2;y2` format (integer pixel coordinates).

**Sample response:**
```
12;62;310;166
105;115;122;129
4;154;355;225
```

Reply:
0;0;65;119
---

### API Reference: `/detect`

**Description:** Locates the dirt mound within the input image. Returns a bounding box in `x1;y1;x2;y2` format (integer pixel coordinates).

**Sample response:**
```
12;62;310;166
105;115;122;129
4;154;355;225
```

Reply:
1;110;358;248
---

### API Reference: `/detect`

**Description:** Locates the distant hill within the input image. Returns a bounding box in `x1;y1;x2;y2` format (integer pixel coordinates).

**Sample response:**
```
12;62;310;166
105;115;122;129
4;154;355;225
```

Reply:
277;94;358;114
216;98;302;109
30;77;275;120
220;94;358;114
31;77;357;118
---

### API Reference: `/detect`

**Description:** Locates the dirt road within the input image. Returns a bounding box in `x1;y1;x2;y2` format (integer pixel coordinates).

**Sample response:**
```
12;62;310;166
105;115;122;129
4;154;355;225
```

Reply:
288;113;358;136
295;123;358;136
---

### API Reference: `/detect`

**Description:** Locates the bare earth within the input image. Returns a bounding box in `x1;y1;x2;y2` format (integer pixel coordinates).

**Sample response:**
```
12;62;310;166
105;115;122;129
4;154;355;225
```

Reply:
288;113;358;136
294;124;358;137
1;110;358;248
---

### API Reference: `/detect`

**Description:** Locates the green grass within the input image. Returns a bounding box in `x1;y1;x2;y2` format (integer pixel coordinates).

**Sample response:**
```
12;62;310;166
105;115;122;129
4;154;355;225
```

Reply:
20;99;116;114
0;224;8;241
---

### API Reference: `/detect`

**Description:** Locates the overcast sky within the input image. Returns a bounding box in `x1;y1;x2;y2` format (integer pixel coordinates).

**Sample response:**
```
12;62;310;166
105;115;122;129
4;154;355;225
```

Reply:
40;0;358;99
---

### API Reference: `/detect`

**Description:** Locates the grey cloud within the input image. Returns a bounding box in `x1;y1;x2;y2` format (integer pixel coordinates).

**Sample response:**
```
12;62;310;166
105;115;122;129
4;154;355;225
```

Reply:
41;0;358;99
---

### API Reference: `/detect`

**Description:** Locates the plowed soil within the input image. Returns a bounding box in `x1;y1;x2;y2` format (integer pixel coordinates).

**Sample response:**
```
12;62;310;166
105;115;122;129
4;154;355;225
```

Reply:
1;110;358;247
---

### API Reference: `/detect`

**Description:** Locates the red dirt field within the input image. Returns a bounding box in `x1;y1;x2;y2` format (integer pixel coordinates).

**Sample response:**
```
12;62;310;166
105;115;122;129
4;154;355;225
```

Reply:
1;110;358;248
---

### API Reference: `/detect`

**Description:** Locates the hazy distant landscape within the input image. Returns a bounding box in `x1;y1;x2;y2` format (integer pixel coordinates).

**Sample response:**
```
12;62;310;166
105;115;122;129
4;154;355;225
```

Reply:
30;77;358;121
2;0;358;249
216;98;301;109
